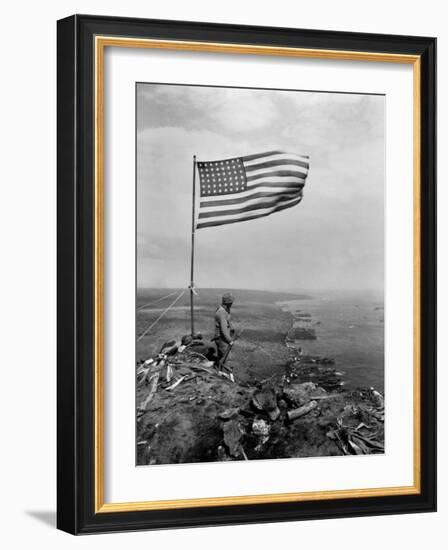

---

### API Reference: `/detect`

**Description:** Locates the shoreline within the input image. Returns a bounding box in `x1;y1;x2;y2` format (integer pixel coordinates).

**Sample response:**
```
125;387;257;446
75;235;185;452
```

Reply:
136;288;384;391
276;296;384;391
136;294;385;465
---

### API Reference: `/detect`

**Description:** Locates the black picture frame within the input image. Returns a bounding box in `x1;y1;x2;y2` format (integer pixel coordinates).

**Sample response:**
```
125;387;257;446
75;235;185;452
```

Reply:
57;14;436;535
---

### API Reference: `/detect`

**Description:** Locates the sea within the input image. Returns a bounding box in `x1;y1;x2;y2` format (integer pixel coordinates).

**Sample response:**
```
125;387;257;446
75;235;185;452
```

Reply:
278;294;384;391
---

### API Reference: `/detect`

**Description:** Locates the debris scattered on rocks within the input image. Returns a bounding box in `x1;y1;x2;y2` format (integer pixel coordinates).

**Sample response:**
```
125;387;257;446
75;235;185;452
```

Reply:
136;333;385;464
287;400;318;421
283;381;326;407
165;374;188;391
252;418;270;437
326;418;385;455
138;371;160;414
252;418;270;450
285;355;345;392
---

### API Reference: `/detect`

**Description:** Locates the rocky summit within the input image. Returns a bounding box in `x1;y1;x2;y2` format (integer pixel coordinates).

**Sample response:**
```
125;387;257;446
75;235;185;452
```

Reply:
136;345;384;465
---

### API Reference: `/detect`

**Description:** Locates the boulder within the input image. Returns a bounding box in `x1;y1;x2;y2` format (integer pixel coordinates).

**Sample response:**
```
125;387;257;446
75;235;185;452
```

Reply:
252;386;280;420
223;419;243;457
283;382;326;407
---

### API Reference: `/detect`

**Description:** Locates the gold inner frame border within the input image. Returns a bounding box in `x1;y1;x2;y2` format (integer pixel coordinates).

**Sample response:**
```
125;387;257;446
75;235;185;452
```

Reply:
94;35;421;513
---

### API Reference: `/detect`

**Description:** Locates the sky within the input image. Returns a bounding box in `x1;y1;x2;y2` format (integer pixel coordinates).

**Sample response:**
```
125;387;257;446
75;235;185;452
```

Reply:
136;83;384;295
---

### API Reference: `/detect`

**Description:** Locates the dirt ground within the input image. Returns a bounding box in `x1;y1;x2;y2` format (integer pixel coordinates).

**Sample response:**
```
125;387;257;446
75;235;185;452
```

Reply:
136;288;302;383
136;289;384;466
136;351;384;465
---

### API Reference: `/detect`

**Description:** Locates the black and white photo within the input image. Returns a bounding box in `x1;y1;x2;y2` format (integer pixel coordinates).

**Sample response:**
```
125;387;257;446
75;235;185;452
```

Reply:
136;83;385;465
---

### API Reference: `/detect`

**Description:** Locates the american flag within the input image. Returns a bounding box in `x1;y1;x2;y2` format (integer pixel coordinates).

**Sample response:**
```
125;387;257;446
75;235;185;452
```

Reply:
196;151;309;229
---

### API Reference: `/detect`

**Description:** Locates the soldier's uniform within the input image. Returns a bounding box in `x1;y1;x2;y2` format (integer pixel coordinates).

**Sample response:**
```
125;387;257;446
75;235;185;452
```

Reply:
213;293;234;365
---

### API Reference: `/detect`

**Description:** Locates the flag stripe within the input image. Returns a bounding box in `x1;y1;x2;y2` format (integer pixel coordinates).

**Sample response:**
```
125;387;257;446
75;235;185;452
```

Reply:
241;150;284;162
198;195;301;224
200;190;300;209
241;151;310;162
243;153;310;167
246;169;308;182
199;182;304;204
249;180;305;189
196;196;303;229
244;158;309;171
198;193;301;219
248;176;306;186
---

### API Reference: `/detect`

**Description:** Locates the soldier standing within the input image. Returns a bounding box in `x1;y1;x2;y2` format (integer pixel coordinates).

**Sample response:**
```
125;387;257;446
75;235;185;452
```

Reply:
213;292;235;370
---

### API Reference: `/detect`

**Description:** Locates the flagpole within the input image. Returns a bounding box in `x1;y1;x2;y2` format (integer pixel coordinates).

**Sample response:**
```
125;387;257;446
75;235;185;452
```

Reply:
190;155;197;337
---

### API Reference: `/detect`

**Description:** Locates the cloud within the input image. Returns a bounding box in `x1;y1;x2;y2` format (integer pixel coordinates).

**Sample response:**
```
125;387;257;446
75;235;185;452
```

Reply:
136;84;385;293
208;90;277;132
138;84;278;133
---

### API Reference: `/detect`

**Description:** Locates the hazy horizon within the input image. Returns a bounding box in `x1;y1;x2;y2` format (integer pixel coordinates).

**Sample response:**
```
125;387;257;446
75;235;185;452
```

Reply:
137;83;384;294
137;285;383;300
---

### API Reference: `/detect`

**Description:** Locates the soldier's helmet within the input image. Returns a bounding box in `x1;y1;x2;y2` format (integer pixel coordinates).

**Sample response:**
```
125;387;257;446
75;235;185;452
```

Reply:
222;292;234;305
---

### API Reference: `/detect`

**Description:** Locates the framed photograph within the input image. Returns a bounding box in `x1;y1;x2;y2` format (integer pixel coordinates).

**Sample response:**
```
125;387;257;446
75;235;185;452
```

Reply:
57;15;436;534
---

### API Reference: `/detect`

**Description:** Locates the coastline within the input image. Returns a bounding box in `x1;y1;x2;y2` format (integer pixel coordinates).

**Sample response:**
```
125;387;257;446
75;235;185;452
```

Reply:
136;289;385;465
277;296;384;391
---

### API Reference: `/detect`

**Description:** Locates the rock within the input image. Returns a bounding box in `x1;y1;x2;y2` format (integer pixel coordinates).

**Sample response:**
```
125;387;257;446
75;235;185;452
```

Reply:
283;382;325;407
252;418;271;451
370;388;384;408
277;398;288;411
284;387;310;406
219;407;240;420
298;381;319;392
160;341;178;356
287;359;345;392
252;386;281;420
137;357;251;464
160;339;176;350
216;445;232;461
181;334;193;346
252;418;270;437
269;407;281;421
137;341;384;463
223;419;243;457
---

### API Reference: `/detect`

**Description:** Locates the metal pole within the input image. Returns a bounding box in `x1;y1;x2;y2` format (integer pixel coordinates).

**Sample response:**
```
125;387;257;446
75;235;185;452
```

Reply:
190;155;197;337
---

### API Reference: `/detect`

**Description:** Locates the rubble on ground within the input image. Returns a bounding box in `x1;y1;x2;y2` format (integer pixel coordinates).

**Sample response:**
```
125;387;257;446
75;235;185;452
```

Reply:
136;339;385;465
